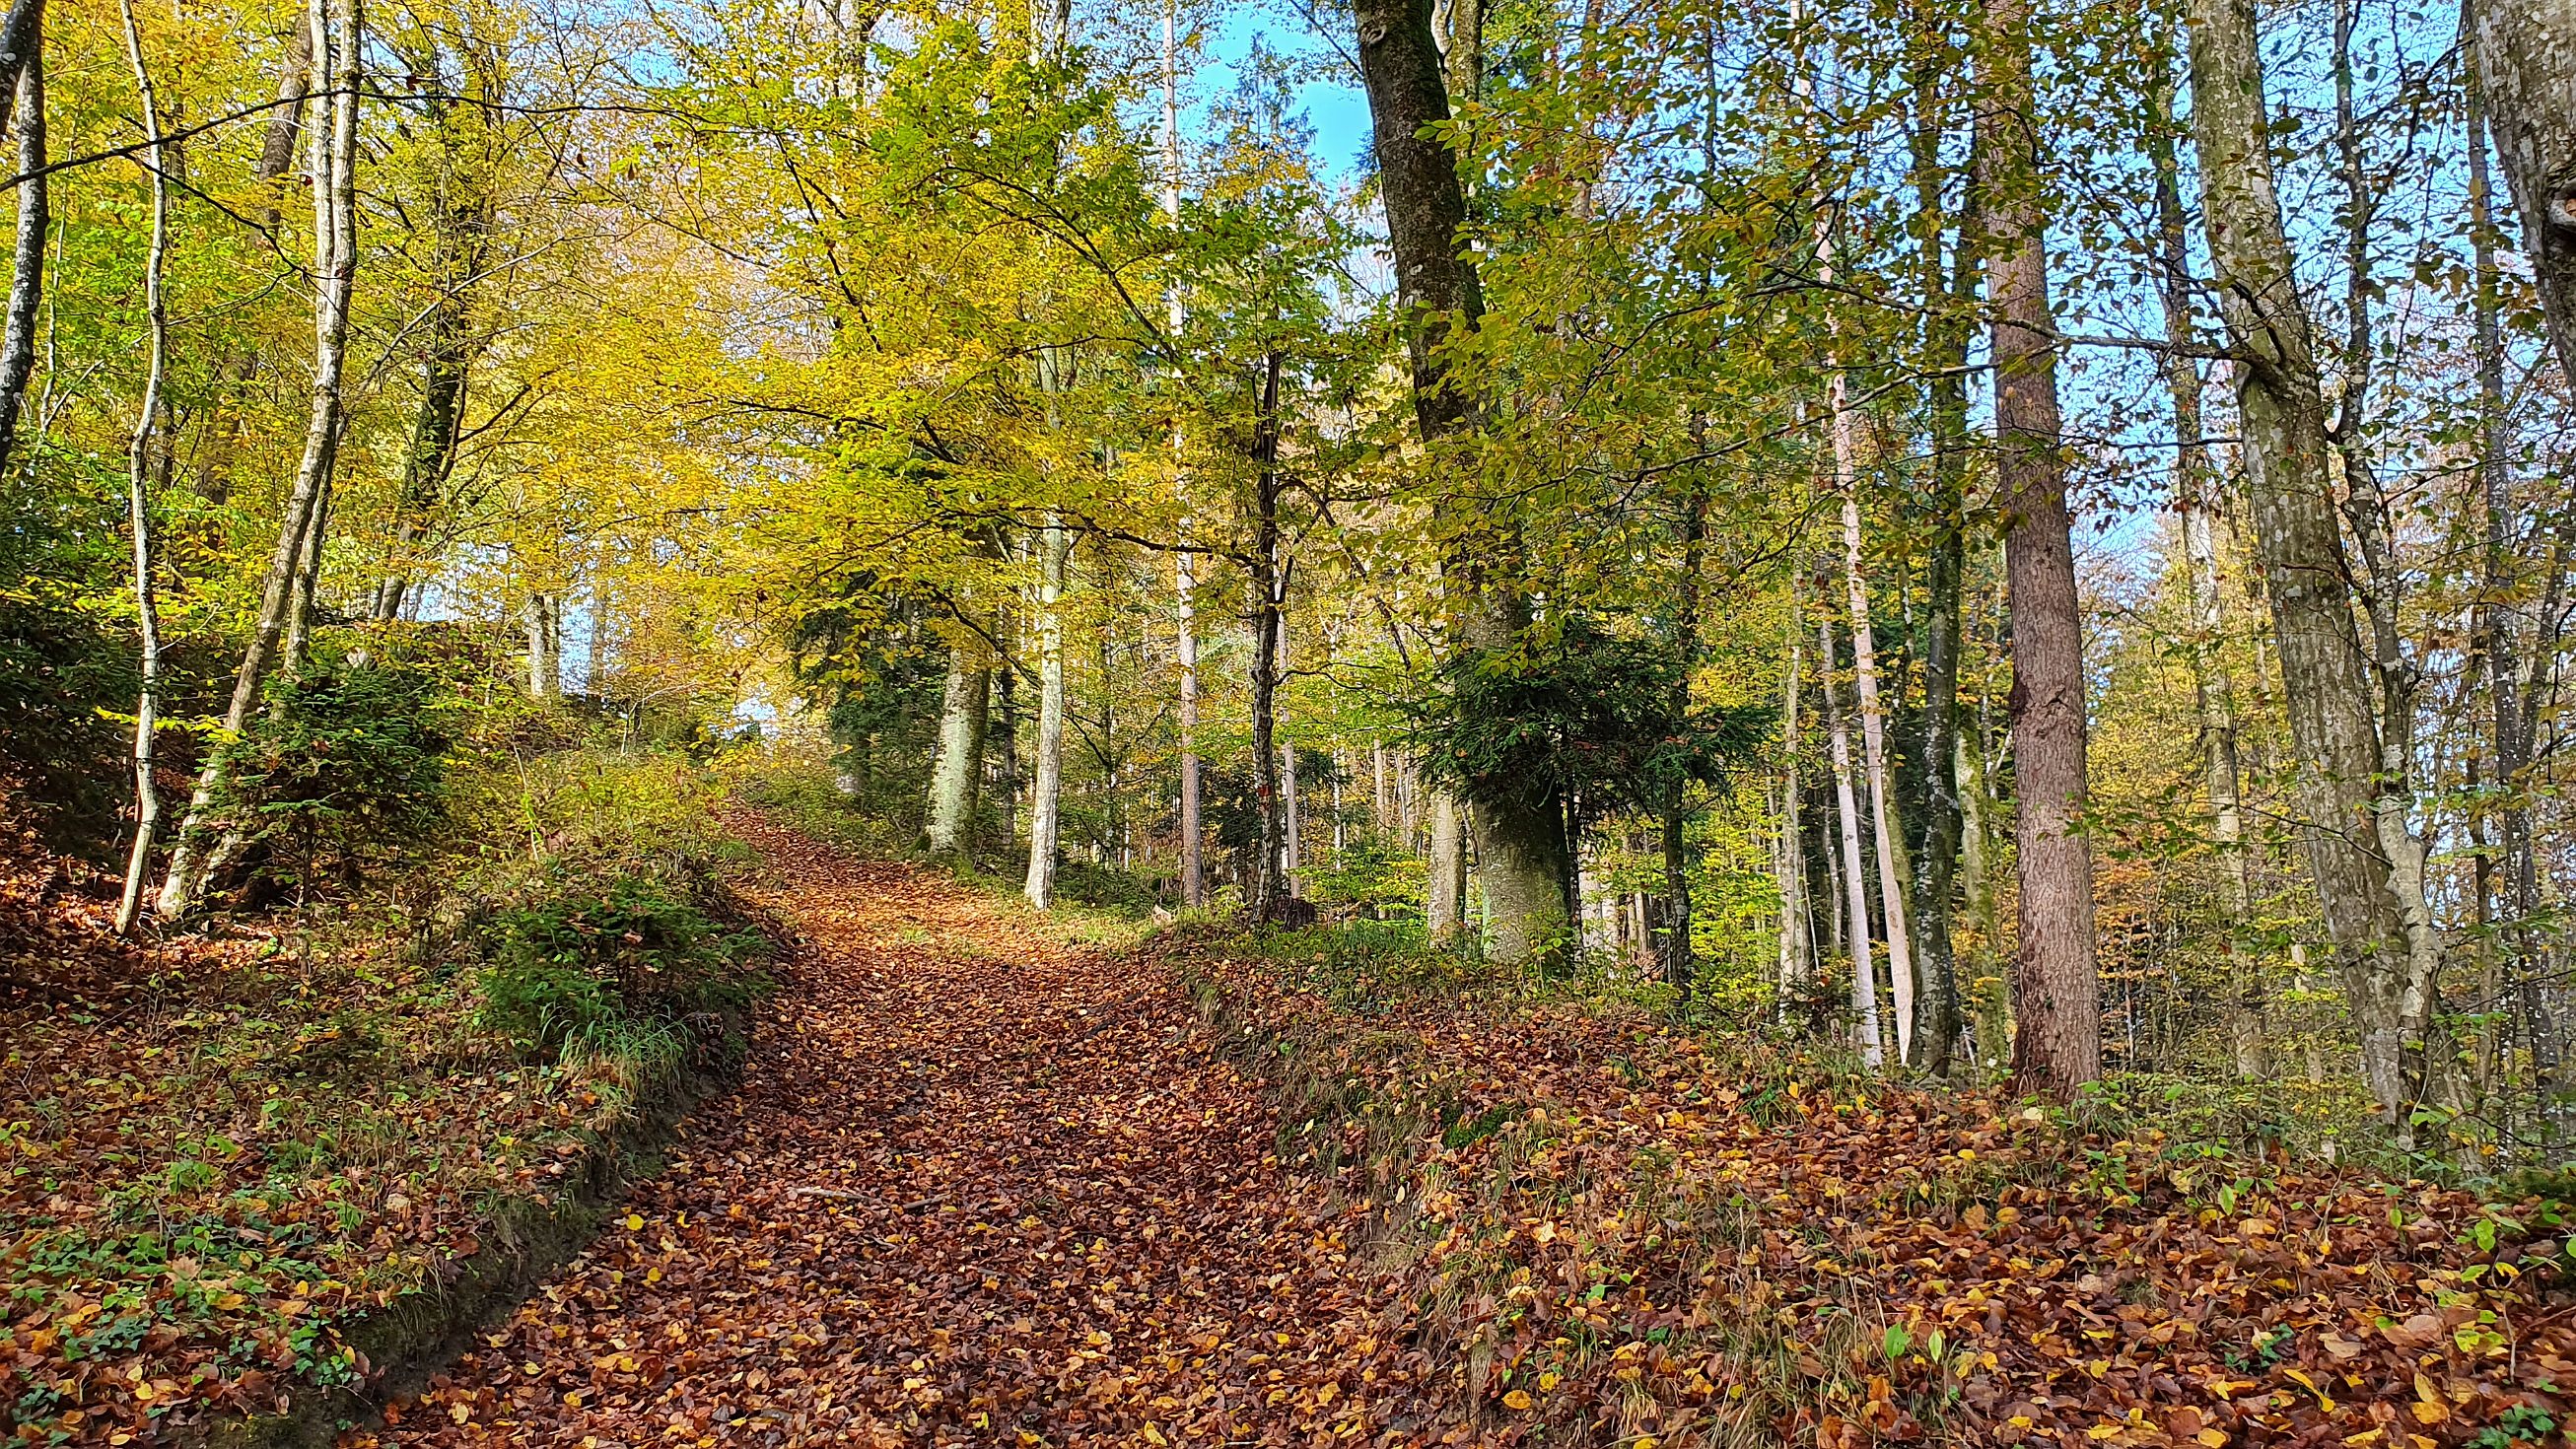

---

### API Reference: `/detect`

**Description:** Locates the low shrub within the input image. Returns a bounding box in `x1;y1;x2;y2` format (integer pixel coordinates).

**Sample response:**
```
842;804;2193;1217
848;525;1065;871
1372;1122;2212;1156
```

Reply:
478;870;767;1060
200;656;459;902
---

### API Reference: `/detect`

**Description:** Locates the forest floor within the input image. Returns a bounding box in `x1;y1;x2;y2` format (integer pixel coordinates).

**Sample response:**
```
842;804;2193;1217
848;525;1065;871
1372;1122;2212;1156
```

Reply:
357;814;1394;1448
350;815;2576;1449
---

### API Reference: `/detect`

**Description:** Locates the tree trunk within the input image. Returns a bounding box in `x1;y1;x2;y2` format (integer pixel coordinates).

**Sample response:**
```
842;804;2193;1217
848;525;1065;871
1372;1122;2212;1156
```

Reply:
925;646;990;856
1279;612;1301;888
1162;0;1204;911
1908;38;1969;1075
2469;0;2576;382
1775;608;1811;1009
0;14;42;484
2467;51;2556;1092
1819;609;1885;1067
1248;352;1288;923
1980;0;2101;1097
1426;792;1466;935
112;0;165;935
256;9;313;227
1023;515;1069;907
2147;55;2263;1077
1835;376;1915;1056
157;0;359;921
1659;420;1708;987
2185;0;2420;1127
1353;0;1567;962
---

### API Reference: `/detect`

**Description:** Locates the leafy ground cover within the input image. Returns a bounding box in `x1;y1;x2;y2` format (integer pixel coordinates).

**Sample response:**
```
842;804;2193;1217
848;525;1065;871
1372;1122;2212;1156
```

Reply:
0;759;767;1447
334;818;2571;1449
1171;924;2576;1447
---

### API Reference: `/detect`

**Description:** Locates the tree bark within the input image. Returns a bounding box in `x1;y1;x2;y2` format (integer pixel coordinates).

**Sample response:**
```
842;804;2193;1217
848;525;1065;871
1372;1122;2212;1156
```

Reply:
925;646;990;856
0;17;41;485
1775;606;1811;1008
1979;0;2101;1097
157;0;359;921
1819;609;1885;1067
1907;38;1968;1075
1354;0;1567;961
1023;514;1069;907
2184;0;2422;1127
1426;792;1466;934
2146;52;2263;1077
2469;0;2576;382
1247;356;1288;923
113;0;165;935
2467;49;2555;1090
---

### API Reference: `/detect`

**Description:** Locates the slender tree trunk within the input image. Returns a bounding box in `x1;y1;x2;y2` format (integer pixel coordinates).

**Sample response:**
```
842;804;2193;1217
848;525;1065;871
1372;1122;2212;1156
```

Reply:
1905;56;1969;1074
2467;49;2555;1089
1819;608;1885;1066
2185;0;2421;1127
1659;425;1708;986
157;0;359;921
0;14;42;484
1162;0;1204;910
1834;379;1915;1055
1248;353;1288;922
1980;0;2101;1096
1776;605;1811;1009
1373;742;1392;833
1024;515;1070;907
1355;0;1567;962
2469;0;2576;382
2146;53;2263;1077
925;645;991;856
112;0;166;935
256;9;313;227
1279;612;1300;887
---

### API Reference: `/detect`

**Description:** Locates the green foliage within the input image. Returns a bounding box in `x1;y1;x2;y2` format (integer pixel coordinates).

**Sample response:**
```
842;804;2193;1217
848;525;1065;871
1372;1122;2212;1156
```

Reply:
479;870;767;1059
202;654;459;898
1405;615;1767;834
1299;838;1426;919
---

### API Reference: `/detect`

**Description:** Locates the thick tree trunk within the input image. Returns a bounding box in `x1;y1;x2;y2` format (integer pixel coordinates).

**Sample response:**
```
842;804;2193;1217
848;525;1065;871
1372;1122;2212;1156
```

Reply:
2147;61;2263;1078
1819;610;1885;1067
1354;0;1566;961
157;0;359;921
0;21;41;484
1023;515;1069;907
925;647;990;856
2185;0;2421;1127
112;0;165;935
1980;0;2100;1097
1426;792;1466;934
2470;0;2576;382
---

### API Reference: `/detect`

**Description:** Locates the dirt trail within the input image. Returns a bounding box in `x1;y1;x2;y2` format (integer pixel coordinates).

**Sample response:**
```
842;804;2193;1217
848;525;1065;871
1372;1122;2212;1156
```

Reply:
364;818;1375;1448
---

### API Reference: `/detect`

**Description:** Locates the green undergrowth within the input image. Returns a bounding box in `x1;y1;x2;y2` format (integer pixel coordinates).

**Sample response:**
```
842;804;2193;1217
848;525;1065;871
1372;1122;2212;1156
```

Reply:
1;745;773;1445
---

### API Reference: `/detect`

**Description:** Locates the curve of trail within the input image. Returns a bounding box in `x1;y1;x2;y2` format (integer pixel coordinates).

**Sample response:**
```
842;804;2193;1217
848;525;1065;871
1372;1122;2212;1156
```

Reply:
364;817;1365;1448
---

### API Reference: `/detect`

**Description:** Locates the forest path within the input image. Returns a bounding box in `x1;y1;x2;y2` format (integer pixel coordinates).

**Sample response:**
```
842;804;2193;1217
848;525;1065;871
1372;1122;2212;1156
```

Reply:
363;815;1368;1448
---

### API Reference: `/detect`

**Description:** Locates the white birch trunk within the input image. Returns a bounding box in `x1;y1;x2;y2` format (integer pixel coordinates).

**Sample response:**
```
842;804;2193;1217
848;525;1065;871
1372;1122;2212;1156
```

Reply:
113;0;166;935
1024;516;1069;908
